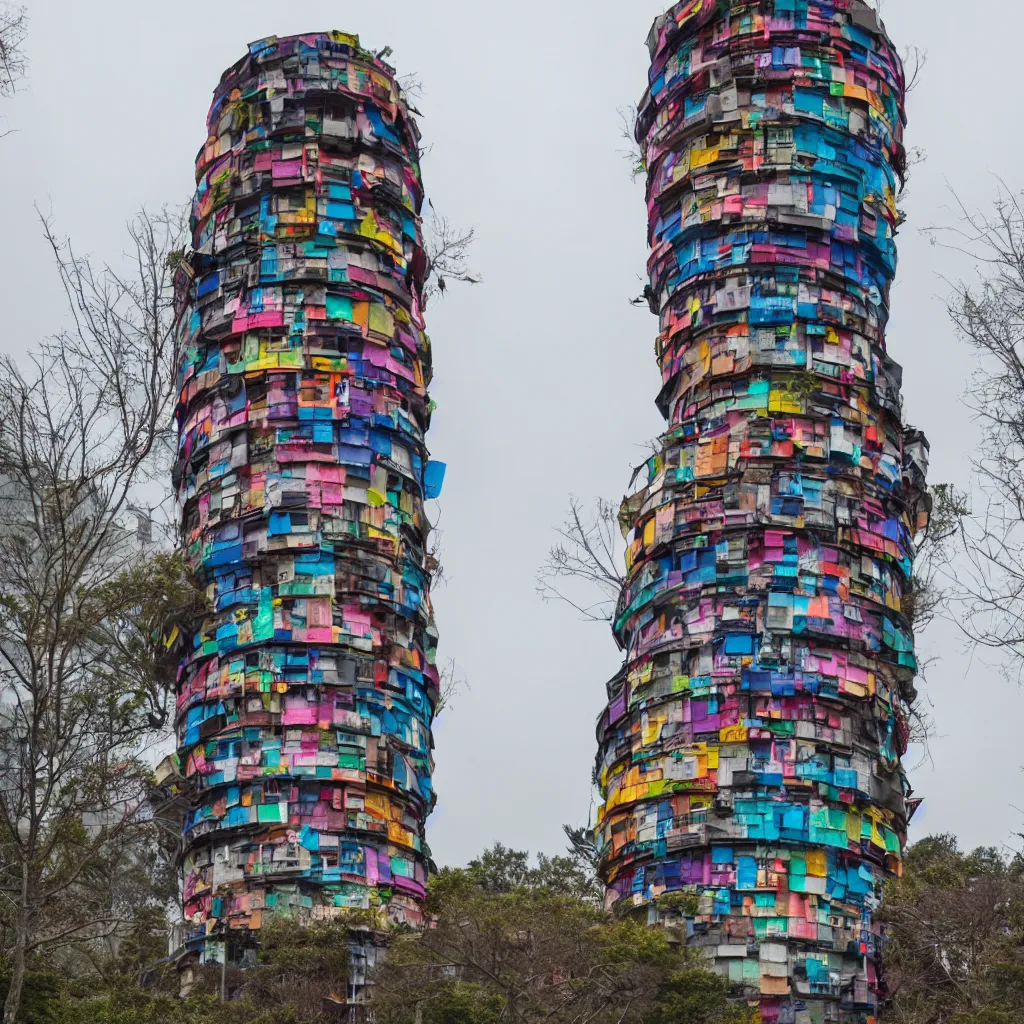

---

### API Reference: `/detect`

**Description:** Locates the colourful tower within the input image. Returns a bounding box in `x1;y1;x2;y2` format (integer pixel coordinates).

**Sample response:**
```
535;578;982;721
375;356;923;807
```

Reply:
172;31;442;989
595;2;929;1020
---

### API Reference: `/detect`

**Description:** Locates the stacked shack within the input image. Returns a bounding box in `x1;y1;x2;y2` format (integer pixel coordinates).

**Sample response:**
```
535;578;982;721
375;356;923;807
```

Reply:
171;31;442;995
595;2;929;1020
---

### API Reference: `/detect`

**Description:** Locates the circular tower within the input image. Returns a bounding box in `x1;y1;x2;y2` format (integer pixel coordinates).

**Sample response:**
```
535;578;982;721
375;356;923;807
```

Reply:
172;31;441;991
595;2;929;1020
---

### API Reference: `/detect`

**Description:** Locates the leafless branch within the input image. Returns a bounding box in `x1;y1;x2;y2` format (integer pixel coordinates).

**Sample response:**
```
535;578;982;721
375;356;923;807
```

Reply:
903;45;927;94
617;105;644;182
925;186;1024;676
434;657;468;717
537;497;625;624
422;202;481;306
0;4;26;98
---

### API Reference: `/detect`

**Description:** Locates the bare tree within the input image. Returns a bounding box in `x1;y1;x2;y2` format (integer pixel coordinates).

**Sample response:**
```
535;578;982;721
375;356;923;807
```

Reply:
397;72;425;104
902;45;927;95
888;46;928;229
433;657;468;717
422;203;481;306
618;104;644;181
922;187;1024;674
0;208;195;1020
903;483;969;637
0;4;26;98
536;497;625;623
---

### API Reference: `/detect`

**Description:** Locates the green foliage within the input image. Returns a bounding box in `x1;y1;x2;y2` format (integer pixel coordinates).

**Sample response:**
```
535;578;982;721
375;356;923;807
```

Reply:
881;834;1024;1023
372;843;750;1024
0;913;345;1022
646;972;750;1024
654;891;701;916
56;987;225;1024
17;844;753;1024
223;917;350;1022
0;964;63;1024
0;542;202;1020
88;550;205;730
33;918;352;1024
461;839;603;904
260;918;349;972
416;982;505;1024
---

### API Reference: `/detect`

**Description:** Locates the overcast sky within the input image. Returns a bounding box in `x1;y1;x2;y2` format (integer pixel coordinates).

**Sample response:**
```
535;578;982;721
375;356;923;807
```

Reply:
4;0;1022;867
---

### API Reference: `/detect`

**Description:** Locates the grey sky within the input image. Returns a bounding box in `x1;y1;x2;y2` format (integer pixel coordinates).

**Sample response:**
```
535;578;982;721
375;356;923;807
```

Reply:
4;0;1020;867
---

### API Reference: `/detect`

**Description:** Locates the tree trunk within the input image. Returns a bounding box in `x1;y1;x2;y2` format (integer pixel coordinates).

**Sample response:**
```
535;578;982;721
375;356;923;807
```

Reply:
3;904;28;1023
